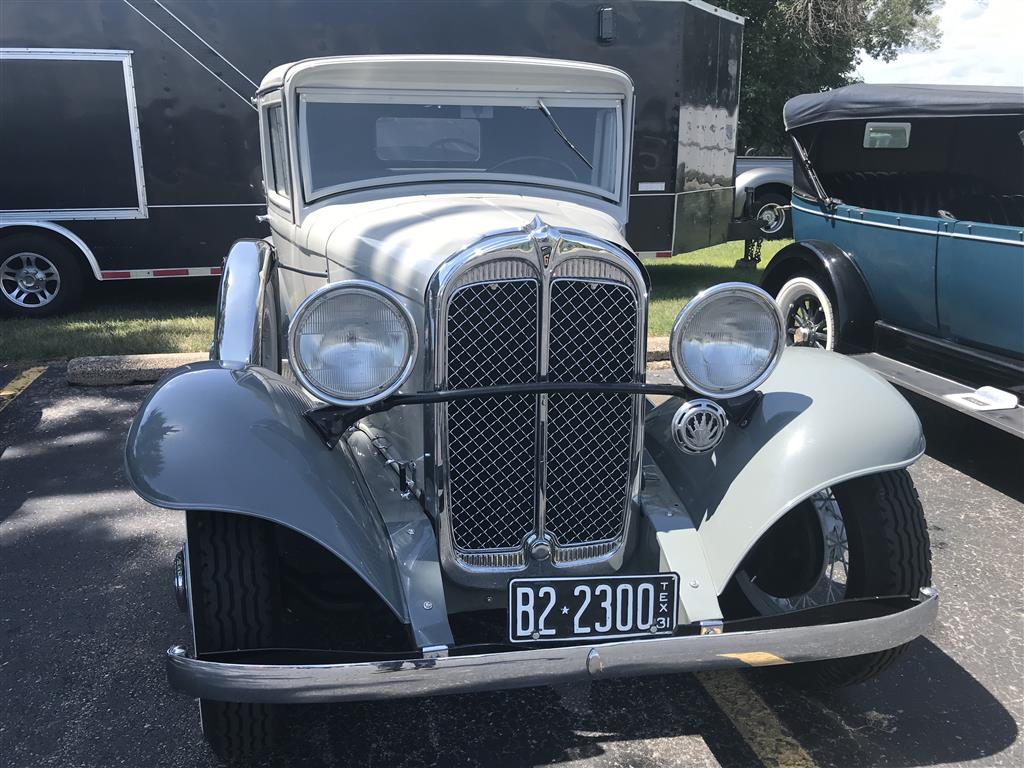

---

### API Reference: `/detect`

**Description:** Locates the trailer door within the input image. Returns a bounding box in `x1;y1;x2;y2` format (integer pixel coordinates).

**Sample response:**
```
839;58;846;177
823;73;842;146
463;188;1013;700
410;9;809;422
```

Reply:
0;48;147;220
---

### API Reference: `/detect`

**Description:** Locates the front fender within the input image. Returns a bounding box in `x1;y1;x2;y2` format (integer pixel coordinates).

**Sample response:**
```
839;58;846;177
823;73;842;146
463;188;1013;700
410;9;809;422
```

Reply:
761;239;878;350
647;347;925;594
124;361;407;622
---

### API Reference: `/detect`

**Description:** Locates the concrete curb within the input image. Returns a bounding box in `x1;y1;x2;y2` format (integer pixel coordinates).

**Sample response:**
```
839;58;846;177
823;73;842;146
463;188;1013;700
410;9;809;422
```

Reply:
67;353;208;386
68;341;673;386
647;336;670;362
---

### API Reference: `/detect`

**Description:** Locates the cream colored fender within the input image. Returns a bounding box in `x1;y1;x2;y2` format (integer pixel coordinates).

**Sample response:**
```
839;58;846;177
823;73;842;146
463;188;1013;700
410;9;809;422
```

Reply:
646;347;925;594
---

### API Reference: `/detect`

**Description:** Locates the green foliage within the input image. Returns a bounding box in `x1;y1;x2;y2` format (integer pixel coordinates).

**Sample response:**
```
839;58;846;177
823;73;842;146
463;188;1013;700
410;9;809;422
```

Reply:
719;0;942;154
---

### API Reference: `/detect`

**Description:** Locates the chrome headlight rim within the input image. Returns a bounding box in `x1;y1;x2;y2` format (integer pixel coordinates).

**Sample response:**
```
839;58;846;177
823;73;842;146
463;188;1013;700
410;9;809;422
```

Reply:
288;279;418;407
670;281;785;400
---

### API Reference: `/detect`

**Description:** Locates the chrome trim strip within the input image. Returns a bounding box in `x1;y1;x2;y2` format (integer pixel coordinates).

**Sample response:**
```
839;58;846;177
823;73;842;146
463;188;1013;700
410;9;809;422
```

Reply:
166;589;937;704
792;202;1024;246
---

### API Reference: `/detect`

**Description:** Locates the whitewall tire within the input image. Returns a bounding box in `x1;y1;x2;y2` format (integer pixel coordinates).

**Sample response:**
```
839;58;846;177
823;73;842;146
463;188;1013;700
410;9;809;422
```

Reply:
776;275;836;350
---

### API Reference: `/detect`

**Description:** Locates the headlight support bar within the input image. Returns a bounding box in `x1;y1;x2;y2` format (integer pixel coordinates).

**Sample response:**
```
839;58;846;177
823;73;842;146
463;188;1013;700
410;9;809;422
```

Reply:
305;381;763;449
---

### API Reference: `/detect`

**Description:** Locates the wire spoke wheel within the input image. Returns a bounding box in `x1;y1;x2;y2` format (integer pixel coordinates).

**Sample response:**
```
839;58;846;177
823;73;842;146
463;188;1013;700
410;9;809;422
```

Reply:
786;294;829;348
0;251;62;308
736;488;849;615
775;275;836;351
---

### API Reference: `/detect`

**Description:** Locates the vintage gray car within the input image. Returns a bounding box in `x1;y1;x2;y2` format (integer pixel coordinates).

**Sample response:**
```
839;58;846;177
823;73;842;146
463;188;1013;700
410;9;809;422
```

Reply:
125;56;937;762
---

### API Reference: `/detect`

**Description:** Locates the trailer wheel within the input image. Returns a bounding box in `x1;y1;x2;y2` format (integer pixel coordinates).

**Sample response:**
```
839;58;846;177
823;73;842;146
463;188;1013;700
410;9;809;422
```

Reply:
731;470;931;688
186;511;279;764
0;232;85;317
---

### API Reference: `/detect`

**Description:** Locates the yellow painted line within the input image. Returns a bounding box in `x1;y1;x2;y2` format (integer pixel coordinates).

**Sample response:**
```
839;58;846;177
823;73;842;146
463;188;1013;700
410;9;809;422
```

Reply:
0;366;47;413
718;651;792;666
697;670;818;768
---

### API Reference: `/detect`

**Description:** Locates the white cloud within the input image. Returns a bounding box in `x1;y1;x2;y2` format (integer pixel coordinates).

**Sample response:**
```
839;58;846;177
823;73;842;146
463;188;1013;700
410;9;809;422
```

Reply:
855;0;1024;86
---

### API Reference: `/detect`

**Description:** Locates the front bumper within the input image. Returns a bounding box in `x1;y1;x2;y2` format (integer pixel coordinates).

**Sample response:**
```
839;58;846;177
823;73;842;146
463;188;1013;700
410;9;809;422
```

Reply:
167;588;937;704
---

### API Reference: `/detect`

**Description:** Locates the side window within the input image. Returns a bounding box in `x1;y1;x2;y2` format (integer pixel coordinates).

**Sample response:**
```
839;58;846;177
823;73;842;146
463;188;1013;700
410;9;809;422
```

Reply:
267;105;290;198
863;122;911;149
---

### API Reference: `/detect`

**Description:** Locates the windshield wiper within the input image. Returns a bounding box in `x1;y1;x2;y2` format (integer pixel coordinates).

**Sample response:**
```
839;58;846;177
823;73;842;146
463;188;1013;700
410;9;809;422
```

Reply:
536;98;593;170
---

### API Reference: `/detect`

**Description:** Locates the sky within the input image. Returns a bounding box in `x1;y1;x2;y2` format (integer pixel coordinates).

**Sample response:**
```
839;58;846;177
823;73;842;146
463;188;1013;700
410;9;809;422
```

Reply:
855;0;1024;86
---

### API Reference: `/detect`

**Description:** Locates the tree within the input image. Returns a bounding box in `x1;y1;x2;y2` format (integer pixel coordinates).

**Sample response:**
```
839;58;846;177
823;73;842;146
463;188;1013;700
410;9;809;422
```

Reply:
719;0;943;154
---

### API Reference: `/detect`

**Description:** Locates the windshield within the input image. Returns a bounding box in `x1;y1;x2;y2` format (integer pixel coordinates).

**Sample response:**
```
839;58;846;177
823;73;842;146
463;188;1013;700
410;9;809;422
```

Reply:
298;92;623;201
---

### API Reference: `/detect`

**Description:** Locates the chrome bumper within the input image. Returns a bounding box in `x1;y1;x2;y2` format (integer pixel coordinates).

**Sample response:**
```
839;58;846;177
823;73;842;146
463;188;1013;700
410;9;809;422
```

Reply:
166;589;937;704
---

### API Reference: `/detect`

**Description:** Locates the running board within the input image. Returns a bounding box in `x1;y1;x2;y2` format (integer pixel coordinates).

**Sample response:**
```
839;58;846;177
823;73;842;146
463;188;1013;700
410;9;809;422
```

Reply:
851;353;1024;439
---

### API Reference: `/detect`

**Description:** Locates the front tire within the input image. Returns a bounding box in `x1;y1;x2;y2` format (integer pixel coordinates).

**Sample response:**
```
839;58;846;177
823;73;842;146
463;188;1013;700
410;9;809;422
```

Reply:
731;469;931;688
187;511;279;764
776;274;837;350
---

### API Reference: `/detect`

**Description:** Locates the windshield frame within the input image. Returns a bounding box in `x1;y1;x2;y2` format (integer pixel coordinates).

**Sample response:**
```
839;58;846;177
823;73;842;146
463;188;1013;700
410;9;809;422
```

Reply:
296;88;625;205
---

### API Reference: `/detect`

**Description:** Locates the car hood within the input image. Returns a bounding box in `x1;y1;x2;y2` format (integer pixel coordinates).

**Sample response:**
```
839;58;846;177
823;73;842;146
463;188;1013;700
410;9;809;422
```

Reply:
300;192;630;304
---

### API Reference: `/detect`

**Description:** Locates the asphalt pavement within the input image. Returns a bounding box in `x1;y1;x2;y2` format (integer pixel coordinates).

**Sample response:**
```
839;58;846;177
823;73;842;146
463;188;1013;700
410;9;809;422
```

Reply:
1;362;1022;768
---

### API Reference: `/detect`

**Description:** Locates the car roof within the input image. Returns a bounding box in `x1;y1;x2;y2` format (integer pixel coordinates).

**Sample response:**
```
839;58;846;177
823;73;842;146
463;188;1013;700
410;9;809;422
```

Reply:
257;55;633;99
784;83;1024;131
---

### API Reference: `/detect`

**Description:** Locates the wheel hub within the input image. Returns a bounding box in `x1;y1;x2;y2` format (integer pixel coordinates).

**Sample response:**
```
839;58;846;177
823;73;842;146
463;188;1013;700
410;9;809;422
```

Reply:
1;252;61;307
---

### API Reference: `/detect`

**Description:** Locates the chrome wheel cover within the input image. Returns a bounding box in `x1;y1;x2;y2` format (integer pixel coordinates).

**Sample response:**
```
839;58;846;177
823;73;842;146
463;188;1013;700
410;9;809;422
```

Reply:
1;252;61;308
756;202;786;235
737;488;850;614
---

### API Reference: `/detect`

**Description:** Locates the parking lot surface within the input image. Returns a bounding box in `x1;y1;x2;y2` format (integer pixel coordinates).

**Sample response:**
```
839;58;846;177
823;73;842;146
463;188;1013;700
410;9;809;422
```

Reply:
1;363;1022;767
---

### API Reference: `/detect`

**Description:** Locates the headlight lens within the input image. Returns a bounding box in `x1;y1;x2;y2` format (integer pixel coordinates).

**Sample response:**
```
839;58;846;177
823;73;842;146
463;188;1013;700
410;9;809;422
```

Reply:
670;282;784;398
289;280;416;406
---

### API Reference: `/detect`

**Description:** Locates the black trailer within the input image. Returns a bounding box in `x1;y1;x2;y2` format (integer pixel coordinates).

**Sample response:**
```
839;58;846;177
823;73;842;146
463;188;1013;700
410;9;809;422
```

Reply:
0;0;743;316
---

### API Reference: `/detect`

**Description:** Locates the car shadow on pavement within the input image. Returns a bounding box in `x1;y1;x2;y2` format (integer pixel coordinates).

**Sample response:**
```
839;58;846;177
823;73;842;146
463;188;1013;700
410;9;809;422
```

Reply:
260;674;765;768
747;638;1019;767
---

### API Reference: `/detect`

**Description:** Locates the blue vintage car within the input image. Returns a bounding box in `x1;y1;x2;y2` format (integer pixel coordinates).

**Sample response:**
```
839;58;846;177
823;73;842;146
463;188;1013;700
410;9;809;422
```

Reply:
761;84;1024;437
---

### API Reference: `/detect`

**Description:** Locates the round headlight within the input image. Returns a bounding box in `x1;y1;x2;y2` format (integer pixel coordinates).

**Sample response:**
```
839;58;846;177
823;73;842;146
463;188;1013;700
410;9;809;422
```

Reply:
288;280;416;406
670;282;784;399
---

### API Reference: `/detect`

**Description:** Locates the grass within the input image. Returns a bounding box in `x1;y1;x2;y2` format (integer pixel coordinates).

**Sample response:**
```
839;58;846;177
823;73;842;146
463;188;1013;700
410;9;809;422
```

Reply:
644;239;789;336
0;278;217;362
0;240;789;362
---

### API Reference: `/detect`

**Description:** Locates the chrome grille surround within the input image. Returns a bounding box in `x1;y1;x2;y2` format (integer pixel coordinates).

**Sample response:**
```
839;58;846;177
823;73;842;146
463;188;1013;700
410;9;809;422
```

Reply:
426;218;648;587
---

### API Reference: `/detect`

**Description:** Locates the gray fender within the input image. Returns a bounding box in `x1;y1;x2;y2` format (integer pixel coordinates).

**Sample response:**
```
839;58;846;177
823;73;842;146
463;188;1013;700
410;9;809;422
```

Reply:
733;167;793;216
124;360;408;623
646;347;925;594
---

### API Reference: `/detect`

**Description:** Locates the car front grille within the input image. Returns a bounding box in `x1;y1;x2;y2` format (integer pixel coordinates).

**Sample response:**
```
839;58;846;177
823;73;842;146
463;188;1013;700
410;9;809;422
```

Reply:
441;257;641;566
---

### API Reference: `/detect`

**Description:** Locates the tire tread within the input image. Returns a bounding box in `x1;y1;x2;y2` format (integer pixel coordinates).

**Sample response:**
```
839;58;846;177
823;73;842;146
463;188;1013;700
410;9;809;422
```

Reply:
188;511;277;763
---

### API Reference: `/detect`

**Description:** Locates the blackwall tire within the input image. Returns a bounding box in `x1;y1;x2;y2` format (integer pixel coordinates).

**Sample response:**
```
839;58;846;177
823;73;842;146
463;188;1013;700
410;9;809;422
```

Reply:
731;469;931;688
0;232;85;318
186;511;279;764
776;275;837;351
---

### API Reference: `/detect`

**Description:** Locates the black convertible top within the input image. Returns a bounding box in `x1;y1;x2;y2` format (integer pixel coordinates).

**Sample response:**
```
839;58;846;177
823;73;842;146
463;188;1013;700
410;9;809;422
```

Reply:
784;83;1024;131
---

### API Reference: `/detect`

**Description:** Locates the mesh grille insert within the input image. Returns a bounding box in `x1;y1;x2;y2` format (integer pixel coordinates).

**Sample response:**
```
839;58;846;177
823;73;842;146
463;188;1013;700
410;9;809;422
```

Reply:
545;280;638;546
445;280;539;551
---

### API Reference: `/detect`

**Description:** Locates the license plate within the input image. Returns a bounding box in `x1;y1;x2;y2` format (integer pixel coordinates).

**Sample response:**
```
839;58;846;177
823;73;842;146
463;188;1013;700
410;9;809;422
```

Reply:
508;574;679;643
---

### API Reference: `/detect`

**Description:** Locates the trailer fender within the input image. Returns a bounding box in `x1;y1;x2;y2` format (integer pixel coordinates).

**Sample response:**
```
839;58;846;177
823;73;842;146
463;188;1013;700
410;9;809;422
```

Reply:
646;347;925;594
124;361;407;622
0;220;102;280
761;239;877;350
